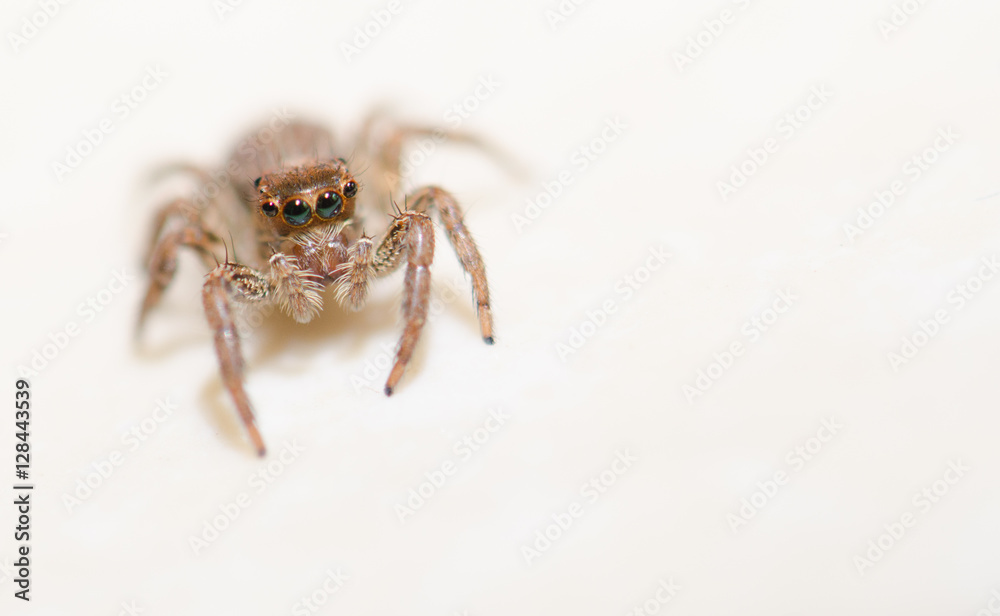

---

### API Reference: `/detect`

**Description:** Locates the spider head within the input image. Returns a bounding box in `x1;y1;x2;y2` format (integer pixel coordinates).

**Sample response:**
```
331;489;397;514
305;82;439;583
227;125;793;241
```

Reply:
253;160;359;237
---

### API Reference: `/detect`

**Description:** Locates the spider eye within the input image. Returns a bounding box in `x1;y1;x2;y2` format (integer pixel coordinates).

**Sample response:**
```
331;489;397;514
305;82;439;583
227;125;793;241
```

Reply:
261;201;278;217
254;177;262;190
343;180;358;198
282;199;311;226
316;191;343;219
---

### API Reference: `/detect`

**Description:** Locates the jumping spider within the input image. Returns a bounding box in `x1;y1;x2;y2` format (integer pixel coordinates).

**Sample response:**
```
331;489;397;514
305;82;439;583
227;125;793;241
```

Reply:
138;116;496;456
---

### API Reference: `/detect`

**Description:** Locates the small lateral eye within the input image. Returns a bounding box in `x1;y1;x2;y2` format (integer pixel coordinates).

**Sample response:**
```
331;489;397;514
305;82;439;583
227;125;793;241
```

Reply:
261;201;278;217
316;191;343;219
254;177;263;190
282;198;311;226
343;180;358;198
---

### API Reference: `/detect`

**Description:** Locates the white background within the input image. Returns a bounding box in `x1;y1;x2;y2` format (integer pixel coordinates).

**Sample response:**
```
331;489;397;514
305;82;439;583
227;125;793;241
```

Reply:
2;0;1000;614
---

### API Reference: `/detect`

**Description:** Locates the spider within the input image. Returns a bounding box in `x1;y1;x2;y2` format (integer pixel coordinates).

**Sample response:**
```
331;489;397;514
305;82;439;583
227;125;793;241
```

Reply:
137;114;498;456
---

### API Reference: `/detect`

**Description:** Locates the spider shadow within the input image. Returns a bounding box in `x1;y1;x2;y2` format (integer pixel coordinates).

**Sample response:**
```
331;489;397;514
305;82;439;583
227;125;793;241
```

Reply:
133;331;211;362
248;278;482;367
255;294;399;360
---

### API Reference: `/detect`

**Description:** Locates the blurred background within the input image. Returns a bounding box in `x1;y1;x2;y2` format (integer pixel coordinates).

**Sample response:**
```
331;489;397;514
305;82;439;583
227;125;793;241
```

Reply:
2;0;1000;614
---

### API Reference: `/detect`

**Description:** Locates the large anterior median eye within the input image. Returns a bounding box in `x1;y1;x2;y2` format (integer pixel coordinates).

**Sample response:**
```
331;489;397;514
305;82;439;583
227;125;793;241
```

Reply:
316;191;343;219
282;199;311;226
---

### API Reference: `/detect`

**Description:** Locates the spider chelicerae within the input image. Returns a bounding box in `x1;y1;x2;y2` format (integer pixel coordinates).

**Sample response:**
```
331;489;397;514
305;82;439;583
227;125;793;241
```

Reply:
138;115;496;456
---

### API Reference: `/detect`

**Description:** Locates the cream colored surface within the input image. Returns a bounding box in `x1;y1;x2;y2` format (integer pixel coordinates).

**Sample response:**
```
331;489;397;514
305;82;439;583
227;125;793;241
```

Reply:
3;1;1000;614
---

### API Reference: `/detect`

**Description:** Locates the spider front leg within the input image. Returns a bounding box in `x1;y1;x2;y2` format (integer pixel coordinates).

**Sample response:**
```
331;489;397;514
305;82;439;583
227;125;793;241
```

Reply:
383;211;435;395
202;262;272;456
202;252;321;455
334;212;435;395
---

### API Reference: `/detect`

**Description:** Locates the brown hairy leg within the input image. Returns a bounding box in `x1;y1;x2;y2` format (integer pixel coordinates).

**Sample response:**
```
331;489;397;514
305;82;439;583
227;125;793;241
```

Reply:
202;263;272;456
356;110;526;215
138;198;221;333
408;186;494;344
379;211;435;395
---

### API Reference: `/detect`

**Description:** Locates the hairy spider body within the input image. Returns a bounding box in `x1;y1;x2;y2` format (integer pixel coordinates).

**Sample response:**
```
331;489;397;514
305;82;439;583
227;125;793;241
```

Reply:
139;117;495;456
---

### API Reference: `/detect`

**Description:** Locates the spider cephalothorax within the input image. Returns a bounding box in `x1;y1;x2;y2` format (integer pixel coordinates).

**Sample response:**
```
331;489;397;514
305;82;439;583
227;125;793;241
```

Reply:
255;160;359;236
139;117;496;456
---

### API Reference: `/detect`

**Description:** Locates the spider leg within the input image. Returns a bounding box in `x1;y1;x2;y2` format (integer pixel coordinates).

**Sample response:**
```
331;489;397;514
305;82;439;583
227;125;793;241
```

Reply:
375;211;435;396
408;186;494;344
138;199;220;334
357;110;526;213
143;197;193;264
202;262;272;456
334;188;493;393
